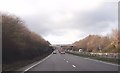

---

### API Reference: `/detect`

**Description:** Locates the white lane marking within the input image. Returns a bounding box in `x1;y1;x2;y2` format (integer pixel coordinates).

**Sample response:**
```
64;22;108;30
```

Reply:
23;54;52;72
66;61;69;63
69;53;119;66
64;59;65;60
84;57;120;66
72;65;76;68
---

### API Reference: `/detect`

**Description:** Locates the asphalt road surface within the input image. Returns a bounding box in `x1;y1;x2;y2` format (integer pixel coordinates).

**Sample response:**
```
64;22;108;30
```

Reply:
23;51;119;71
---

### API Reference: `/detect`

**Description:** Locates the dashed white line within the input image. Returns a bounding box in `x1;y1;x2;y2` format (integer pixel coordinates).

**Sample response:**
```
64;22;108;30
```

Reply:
72;65;76;68
66;61;69;63
64;59;66;60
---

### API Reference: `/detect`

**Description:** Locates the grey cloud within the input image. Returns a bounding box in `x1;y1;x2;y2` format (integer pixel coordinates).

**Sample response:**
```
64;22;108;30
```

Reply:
23;14;69;37
22;14;53;36
22;2;117;38
70;2;117;34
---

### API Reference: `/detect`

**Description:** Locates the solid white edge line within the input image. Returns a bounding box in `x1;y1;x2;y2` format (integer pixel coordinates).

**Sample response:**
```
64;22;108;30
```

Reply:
68;53;119;66
23;54;52;72
72;65;76;68
84;57;120;66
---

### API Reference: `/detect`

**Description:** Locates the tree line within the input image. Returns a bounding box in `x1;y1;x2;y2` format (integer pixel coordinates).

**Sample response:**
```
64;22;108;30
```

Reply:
2;13;53;64
73;29;120;53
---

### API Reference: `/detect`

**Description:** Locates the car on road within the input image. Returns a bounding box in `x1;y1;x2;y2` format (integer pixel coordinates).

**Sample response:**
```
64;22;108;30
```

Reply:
53;51;57;54
60;51;65;54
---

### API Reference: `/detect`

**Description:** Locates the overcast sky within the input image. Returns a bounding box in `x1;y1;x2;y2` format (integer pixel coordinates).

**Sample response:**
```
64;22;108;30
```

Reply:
0;0;119;44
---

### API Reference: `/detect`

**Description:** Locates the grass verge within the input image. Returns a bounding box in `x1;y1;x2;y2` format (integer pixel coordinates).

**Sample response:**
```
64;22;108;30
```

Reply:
66;51;120;65
2;52;52;71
